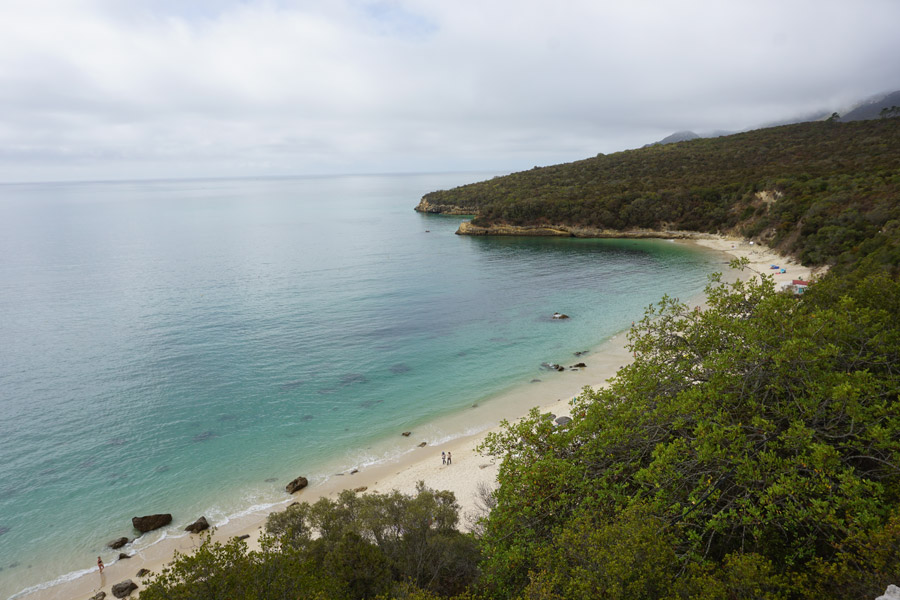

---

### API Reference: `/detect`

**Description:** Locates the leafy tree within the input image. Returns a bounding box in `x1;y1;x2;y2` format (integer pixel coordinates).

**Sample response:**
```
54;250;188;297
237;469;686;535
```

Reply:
477;266;900;599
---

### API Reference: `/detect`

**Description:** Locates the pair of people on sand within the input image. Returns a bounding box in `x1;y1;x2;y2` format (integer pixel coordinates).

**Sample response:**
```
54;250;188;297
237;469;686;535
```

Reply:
441;451;452;465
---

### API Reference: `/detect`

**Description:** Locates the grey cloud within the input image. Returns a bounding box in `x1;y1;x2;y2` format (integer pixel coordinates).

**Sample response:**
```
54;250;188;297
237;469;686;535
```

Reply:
0;0;898;182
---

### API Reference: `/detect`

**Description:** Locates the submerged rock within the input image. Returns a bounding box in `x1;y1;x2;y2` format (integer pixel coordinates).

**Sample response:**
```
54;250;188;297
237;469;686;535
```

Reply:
107;537;129;550
132;514;172;534
111;579;138;598
286;476;308;494
185;516;210;533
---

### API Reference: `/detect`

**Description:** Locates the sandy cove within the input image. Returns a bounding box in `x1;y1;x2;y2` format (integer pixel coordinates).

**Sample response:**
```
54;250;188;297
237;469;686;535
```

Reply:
27;235;819;600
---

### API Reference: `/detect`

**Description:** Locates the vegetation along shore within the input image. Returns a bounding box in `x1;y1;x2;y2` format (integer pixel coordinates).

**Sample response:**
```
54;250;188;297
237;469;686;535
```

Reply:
65;117;900;600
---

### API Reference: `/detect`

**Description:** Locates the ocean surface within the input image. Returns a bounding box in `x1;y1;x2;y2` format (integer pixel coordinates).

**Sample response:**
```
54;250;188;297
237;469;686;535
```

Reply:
0;172;724;598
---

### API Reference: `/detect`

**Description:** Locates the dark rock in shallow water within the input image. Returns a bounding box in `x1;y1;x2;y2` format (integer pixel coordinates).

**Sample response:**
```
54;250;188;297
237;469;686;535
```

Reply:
530;378;542;383
286;476;308;494
350;469;359;474
551;313;570;320
571;362;586;368
418;442;427;447
118;553;131;560
136;568;150;577
389;363;411;374
300;414;314;421
111;579;138;598
0;526;9;536
340;373;369;386
132;514;172;534
107;537;129;550
185;516;210;533
574;350;588;356
401;431;411;437
192;431;215;442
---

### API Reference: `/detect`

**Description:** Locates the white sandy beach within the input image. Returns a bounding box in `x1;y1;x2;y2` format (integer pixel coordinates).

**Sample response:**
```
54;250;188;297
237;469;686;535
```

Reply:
25;235;821;600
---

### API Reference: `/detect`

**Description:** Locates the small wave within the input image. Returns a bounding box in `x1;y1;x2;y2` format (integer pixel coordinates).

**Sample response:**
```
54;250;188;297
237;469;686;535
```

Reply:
8;565;97;600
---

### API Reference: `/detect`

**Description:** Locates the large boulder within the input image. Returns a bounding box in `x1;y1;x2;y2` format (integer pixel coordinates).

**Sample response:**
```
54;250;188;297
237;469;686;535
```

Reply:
285;476;308;494
131;514;172;534
107;537;129;550
184;516;210;533
111;579;138;598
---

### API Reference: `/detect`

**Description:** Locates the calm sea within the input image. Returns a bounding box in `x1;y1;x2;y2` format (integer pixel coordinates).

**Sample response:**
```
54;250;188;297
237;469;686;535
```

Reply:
0;173;723;598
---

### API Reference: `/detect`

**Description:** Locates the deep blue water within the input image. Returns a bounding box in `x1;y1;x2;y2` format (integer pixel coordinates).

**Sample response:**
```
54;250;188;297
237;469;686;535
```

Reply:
0;173;724;598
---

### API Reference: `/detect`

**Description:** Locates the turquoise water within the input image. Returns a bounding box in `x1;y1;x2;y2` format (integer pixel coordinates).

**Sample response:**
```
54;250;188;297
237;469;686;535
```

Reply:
0;173;723;598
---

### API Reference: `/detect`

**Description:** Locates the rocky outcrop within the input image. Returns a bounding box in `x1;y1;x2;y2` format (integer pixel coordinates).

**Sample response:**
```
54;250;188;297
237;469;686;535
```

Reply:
111;579;138;598
571;362;586;368
132;514;172;534
89;592;106;600
414;198;477;215
541;362;566;372
456;220;717;239
107;537;129;550
184;516;210;533
286;476;308;494
136;568;150;577
555;416;572;426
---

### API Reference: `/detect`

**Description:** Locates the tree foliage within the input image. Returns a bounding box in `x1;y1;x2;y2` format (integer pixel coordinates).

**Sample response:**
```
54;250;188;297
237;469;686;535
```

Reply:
140;483;480;600
477;268;900;599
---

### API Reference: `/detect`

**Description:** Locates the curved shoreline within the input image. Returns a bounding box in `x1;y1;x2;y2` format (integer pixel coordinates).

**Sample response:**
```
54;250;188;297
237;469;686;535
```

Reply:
18;235;819;600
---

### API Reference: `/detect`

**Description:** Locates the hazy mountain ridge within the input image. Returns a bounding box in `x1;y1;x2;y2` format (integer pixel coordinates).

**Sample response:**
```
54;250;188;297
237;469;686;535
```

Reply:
646;89;899;146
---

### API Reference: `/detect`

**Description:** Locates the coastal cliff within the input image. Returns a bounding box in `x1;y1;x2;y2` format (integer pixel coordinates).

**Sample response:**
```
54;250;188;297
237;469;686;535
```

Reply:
456;221;715;239
414;197;476;215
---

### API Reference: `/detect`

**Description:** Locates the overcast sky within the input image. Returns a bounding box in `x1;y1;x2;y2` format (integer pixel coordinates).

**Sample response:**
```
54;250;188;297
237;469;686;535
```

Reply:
0;0;898;183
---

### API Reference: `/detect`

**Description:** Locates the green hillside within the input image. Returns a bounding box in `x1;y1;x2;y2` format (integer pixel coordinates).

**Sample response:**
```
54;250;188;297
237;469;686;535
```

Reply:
419;118;900;274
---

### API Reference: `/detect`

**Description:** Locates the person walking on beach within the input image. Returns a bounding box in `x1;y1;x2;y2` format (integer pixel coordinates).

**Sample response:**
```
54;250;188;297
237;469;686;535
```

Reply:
447;451;452;465
441;451;446;465
97;556;104;574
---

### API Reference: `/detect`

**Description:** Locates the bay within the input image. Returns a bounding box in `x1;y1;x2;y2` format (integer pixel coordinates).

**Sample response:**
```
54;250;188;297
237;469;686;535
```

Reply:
0;173;724;598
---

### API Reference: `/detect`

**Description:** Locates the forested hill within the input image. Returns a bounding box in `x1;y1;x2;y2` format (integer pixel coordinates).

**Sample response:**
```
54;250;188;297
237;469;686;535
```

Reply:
417;118;900;274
